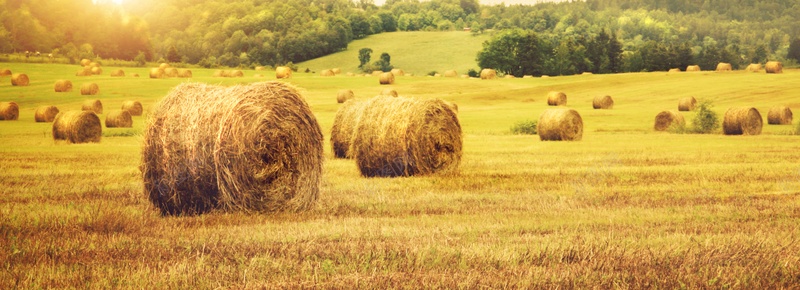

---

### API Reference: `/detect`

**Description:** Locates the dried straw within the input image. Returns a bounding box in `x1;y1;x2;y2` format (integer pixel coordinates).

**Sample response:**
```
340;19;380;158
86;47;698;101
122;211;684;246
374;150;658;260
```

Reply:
80;83;99;95
330;100;366;158
11;73;29;86
380;88;398;97
715;63;732;71
390;69;404;76
546;91;567;106
723;107;762;135
0;102;19;120
54;80;73;92
654;110;684;131
379;72;395;85
537;108;583;141
337;90;355;103
592;95;614;109
35;105;59;122
110;69;125;77
82;99;103;114
766;61;783;74
149;68;165;78
678;97;696;111
767;106;793;125
444;70;458;77
746;63;762;72
52;111;102;143
105;110;133;128
276;66;292;79
480;69;497;79
686;65;701;72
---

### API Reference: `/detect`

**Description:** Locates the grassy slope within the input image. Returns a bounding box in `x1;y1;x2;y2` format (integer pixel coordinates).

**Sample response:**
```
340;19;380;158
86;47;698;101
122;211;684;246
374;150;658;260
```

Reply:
1;62;800;288
297;31;492;76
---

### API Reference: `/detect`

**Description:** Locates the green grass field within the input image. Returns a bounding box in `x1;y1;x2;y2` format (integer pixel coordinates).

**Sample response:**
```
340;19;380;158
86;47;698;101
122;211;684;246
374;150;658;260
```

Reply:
1;62;799;288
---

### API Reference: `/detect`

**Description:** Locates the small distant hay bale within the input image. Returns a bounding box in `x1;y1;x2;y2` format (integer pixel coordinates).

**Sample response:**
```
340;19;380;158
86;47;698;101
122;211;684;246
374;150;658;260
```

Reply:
581;72;593;75
35;105;59;122
546;91;567;106
716;63;732;72
766;61;783;74
371;70;383;76
767;106;793;125
678;96;697;111
276;66;292;79
164;68;179;78
434;73;442;77
0;102;20;120
330;100;367;158
723;107;762;135
380;88;398;97
592;95;614;109
379;72;395;85
504;74;515;79
337;89;355;103
541;75;550;78
121;101;143;116
159;63;170;69
132;73;140;77
480;69;497;79
523;75;534;78
80;83;99;95
110;69;125;77
230;70;244;77
390;69;404;76
255;66;265;71
80;59;91;66
332;68;342;75
89;62;99;68
352;96;462;177
11;73;29;86
346;72;355;77
54;80;73;92
90;66;103;75
254;74;264;78
746;63;762;72
444;70;458;77
537;108;583;141
52;110;102;143
0;69;11;76
105;110;133;128
149;68;165;78
213;70;224;77
686;65;701;72
76;67;92;76
141;81;324;215
654;110;685;131
82;99;103;114
668;68;681;73
178;69;192;78
320;69;335;77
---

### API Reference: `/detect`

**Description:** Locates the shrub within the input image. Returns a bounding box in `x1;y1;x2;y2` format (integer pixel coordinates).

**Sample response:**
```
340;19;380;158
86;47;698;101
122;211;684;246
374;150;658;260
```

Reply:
467;69;480;78
510;120;538;135
690;100;719;134
428;71;438;76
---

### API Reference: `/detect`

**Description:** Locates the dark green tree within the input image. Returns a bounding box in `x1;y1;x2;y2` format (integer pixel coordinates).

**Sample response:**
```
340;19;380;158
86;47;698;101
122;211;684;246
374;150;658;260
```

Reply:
373;52;393;72
787;39;800;63
358;47;372;68
166;45;181;63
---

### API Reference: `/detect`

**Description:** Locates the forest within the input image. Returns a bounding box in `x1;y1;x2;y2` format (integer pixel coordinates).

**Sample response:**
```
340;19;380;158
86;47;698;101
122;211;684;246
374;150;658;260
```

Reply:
2;0;800;75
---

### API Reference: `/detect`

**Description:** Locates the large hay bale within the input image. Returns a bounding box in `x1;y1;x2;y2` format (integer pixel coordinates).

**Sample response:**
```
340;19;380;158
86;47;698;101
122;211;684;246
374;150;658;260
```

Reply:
178;69;192;78
686;65;701;72
337;89;355;103
35;105;60;122
390;69;404;76
379;72;395;85
149;68;165;78
105;110;133;128
52;110;102;143
767;106;793;125
76;67;92;76
330;100;366;158
678;96;697;111
766;61;783;74
54;80;73;92
592;95;614;109
381;88;398;97
110;69;125;77
276;66;292;79
11;73;29;86
164;67;179;78
444;70;458;77
80;59;91;66
332;68;341;75
546;91;567;106
352;96;462;177
82;99;103;114
0;69;12;76
90;66;103;75
746;63;762;72
537;108;583;141
141;81;324;215
723;107;762;135
80;83;99;95
716;62;732;71
0;102;19;120
654;110;685;131
320;69;335;77
121;100;143;116
480;69;497;79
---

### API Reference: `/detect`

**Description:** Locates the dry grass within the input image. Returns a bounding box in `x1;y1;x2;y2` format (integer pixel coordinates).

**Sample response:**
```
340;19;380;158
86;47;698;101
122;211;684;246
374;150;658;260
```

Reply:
716;62;732;71
547;91;567;106
480;69;496;79
330;100;366;159
654;110;685;131
11;73;29;86
678;96;696;111
379;72;395;85
80;83;99;95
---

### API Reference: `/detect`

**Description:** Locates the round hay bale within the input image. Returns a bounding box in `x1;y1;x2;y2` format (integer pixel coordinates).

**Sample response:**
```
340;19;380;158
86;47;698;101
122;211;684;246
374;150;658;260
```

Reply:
159;63;170;69
504;74;515;79
254;74;264;78
346;72;355;77
337;89;355;103
0;69;11;76
164;67;179;78
379;72;394;85
320;69;335;77
105;110;133;128
90;66;103;75
0;102;19;121
80;59;91;66
352;96;462;177
723;107;762;135
371;70;383;76
331;68;341;75
444;70;458;77
110;69;125;77
654;110;685;131
76;67;92;76
141;81;324;215
82;99;103;114
537;108;583;141
121;100;143;116
149;68;165;78
686;65;701;72
480;69;497;79
746;63;762;72
767;106;793;125
132;73;140;77
35;105;60;122
80;83;99;95
255;66;265;71
434;73;442;77
178;69;192;78
54;80;73;92
330;100;367;158
276;66;292;79
89;62;99;68
523;75;534;78
11;73;29;86
766;61;783;74
592;95;614;109
716;62;732;72
546;91;567;106
380;88;398;97
52;110;102;143
678;97;697;111
390;69;404;76
213;70;224;77
230;70;244;77
668;68;681;73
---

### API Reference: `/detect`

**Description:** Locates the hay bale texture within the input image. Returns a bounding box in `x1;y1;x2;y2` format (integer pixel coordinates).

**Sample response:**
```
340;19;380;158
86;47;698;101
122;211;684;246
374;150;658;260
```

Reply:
141;81;324;215
82;99;103;114
122;101;143;116
686;65;701;72
766;61;783;74
381;88;398;97
91;66;103;75
767;106;793;125
0;102;19;120
337;89;355;103
678;97;697;111
330;100;366;158
390;69;404;76
723;107;762;135
105;110;133;128
352;96;462;177
668;68;681;73
537;108;583;141
716;63;732;71
80;83;99;95
178;69;192;78
547;91;567;106
54;80;73;92
654;110;685;131
149;68;165;78
11;73;29;86
480;69;497;79
52;111;102;143
746;63;762;72
592;95;614;109
76;67;92;76
320;69;335;77
35;105;60;122
276;66;292;79
0;69;11;76
110;69;125;77
379;72;395;85
444;70;458;77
